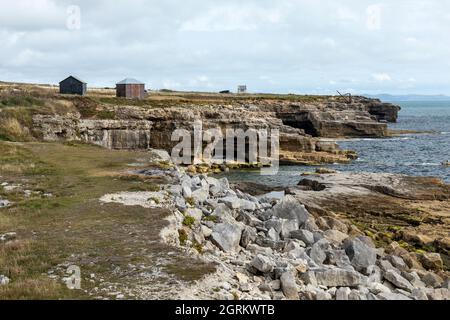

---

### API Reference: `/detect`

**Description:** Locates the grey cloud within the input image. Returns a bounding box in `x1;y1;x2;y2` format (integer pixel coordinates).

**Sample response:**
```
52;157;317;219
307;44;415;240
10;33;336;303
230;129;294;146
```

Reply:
0;0;450;94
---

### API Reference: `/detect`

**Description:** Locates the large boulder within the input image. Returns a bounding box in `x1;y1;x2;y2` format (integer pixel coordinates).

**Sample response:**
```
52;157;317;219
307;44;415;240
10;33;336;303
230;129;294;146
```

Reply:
309;239;331;265
210;222;243;252
421;272;444;288
280;272;299;300
418;253;444;271
191;188;209;204
148;148;172;163
377;292;412;300
323;229;348;244
314;269;362;287
219;197;256;211
290;229;315;246
267;196;310;227
280;219;299;240
344;237;377;273
240;226;257;248
184;208;203;222
383;270;414;292
250;254;275;274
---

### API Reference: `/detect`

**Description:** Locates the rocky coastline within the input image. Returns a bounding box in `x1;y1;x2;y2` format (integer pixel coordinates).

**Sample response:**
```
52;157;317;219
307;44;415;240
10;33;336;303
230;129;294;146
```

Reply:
29;93;398;167
95;151;449;300
2;85;449;300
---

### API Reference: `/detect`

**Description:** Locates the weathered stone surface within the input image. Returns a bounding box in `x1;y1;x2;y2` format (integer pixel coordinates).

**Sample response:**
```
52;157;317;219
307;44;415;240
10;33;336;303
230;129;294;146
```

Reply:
201;225;213;238
411;289;429;300
335;287;351;300
344;237;377;273
210;222;243;252
251;254;275;274
184;208;203;222
388;255;408;271
425;288;450;300
280;272;299;300
377;292;412;300
378;259;396;273
267;228;280;242
384;270;414;292
219;197;256;211
421;272;444;288
418;252;444;271
316;290;332;300
280;219;299;240
290;229;315;246
191;188;209;204
323;229;348;244
240;226;257;248
182;185;194;201
368;282;392;295
268;196;310;227
314;269;362;287
309;239;330;264
301;272;318;286
327;250;354;270
402;271;425;288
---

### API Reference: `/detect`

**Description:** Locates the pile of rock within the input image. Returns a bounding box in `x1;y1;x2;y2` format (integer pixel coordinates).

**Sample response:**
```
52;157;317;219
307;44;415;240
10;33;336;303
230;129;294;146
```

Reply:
163;170;450;300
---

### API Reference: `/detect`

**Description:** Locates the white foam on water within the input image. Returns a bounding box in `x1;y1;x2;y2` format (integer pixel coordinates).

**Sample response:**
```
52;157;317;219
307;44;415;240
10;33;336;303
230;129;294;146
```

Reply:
417;162;440;166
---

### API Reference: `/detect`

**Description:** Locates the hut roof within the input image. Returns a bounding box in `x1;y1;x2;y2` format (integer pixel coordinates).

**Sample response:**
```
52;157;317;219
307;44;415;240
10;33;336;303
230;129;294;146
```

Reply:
60;76;86;84
116;78;144;85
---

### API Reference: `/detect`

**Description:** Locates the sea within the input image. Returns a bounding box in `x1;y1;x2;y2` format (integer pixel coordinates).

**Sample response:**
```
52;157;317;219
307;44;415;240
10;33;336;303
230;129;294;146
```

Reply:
219;101;450;187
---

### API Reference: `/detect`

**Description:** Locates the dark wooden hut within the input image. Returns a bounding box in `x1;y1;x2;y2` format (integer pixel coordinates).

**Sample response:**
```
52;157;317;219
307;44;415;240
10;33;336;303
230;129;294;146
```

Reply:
116;78;146;99
59;76;87;96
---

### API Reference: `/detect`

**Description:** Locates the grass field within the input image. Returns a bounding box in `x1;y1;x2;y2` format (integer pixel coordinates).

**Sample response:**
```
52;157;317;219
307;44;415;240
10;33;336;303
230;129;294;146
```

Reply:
0;142;214;299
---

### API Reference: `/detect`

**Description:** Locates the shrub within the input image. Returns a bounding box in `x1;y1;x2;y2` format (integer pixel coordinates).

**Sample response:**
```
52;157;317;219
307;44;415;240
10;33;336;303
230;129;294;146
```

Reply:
182;215;196;228
192;241;203;254
186;197;195;206
203;215;218;223
178;229;188;245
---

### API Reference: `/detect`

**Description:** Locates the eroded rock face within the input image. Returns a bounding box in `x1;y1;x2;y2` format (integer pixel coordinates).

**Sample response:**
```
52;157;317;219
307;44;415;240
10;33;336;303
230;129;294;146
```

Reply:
32;96;399;164
210;222;243;252
313;269;363;287
33;115;152;149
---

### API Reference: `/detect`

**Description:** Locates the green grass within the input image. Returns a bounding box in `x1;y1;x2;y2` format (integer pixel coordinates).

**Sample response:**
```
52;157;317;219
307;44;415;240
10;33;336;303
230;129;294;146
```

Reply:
0;96;44;108
182;215;196;228
0;142;215;299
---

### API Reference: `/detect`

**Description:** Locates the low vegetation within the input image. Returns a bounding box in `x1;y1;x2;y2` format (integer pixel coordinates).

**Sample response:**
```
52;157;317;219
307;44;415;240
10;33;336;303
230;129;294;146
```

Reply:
0;142;215;299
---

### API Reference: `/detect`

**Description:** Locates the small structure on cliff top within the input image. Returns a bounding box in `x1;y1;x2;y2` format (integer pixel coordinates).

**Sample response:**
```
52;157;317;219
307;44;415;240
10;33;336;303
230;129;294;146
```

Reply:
116;78;146;99
237;85;247;94
59;76;87;96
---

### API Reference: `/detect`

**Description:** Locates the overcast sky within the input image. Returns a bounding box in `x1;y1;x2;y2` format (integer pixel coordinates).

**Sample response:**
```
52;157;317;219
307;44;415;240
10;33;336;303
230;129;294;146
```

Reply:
1;0;450;94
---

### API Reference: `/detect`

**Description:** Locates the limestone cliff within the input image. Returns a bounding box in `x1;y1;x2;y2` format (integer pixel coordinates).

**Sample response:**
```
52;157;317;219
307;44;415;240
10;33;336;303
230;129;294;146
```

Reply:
30;93;399;165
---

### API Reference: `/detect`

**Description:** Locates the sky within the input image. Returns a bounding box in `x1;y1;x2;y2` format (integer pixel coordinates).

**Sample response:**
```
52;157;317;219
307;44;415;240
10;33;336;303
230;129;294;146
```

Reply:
1;0;450;95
